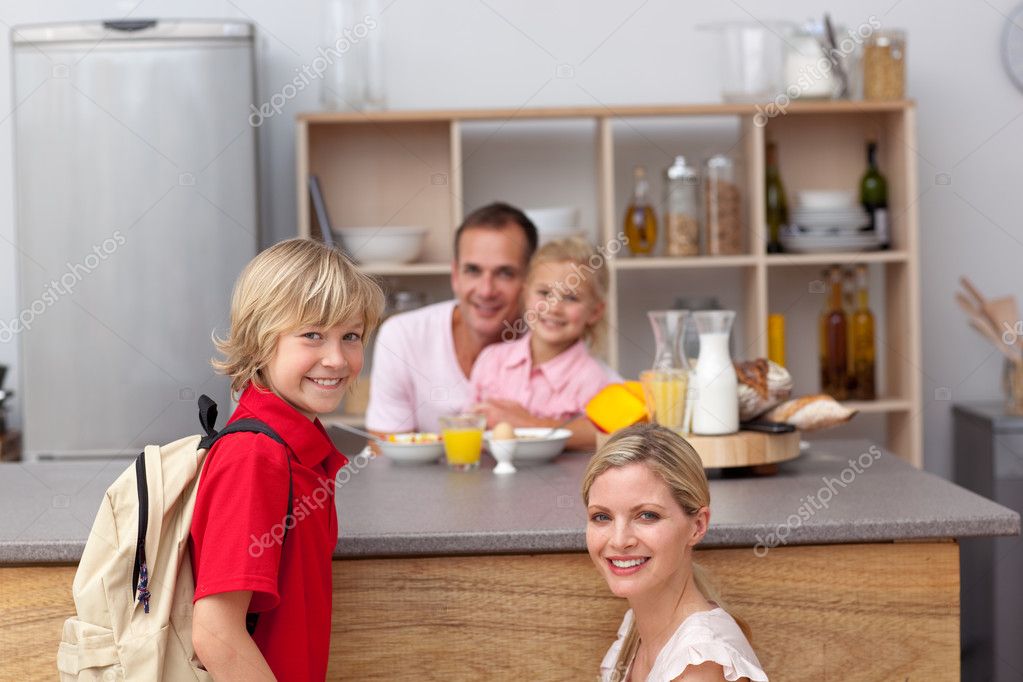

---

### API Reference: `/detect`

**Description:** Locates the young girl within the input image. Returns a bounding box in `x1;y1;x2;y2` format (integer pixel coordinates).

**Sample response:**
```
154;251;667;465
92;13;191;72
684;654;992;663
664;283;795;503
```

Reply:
189;238;384;681
469;236;618;450
582;423;768;682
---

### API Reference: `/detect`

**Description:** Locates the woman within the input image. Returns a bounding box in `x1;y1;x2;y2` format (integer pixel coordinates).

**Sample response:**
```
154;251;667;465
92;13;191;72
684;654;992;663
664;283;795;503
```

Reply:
582;423;768;682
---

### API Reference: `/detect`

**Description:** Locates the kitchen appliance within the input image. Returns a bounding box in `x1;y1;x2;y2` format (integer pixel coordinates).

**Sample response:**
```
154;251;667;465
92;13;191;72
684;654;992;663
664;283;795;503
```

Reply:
12;20;259;460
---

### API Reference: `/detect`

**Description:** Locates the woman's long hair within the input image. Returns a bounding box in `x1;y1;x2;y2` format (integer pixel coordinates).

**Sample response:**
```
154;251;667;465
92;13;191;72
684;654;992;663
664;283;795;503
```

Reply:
581;423;752;678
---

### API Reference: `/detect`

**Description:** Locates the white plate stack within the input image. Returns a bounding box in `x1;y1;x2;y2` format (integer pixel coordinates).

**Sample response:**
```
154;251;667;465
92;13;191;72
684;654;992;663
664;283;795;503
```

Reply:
781;190;880;253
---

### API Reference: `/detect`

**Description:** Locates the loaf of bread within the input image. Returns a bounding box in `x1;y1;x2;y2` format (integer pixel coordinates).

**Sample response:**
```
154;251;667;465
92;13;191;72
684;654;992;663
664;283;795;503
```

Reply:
764;394;857;431
735;359;793;421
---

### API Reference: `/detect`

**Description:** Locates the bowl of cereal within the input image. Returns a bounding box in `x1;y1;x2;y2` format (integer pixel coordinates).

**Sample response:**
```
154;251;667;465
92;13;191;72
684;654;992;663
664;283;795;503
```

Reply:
378;432;444;465
484;426;571;464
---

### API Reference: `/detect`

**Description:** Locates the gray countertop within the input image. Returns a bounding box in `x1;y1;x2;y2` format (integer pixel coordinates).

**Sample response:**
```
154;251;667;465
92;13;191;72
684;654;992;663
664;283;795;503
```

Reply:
1;439;1018;564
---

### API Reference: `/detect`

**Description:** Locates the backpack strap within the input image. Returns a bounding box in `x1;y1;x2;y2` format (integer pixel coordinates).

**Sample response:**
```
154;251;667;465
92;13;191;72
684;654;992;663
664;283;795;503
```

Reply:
199;414;296;638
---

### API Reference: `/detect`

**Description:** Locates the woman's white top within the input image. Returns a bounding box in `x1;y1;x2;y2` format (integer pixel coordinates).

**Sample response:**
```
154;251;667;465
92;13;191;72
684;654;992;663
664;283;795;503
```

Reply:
600;608;768;682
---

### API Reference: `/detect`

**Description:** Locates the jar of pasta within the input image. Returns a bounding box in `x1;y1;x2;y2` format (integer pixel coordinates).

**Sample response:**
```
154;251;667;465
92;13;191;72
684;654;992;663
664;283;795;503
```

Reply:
703;155;743;255
863;30;906;100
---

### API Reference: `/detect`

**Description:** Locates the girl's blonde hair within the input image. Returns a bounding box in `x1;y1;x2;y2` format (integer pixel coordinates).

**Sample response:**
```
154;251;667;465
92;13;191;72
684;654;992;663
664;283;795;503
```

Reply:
212;238;385;394
581;423;752;678
526;236;609;347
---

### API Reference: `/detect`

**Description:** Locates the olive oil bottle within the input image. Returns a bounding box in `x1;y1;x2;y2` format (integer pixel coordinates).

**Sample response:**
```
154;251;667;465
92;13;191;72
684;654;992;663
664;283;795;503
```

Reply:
819;266;849;400
764;142;787;253
850;264;876;399
625;165;658;255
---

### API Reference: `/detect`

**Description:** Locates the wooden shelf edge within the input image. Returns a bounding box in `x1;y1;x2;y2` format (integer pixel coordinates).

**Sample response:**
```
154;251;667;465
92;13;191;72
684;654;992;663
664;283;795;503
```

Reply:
841;399;913;413
358;263;452;276
297;100;916;124
765;250;910;266
613;255;759;270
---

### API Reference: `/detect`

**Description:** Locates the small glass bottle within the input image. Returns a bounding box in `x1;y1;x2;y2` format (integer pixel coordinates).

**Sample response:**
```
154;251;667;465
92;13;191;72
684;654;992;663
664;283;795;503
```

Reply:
624;166;658;256
704;155;743;255
764;142;787;253
664;156;700;256
768;313;786;367
850;264;876;400
691;310;739;435
819;266;849;400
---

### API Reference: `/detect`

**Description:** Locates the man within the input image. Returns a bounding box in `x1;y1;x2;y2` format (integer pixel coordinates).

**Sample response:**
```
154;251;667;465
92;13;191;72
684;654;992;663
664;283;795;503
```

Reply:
365;202;538;434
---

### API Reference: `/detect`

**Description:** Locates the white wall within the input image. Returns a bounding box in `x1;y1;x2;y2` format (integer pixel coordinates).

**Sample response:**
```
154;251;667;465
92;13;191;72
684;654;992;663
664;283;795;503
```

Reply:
2;0;1022;478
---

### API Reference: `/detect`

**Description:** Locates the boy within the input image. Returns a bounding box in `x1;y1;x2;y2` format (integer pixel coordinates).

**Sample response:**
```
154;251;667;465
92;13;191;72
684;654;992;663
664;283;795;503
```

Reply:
189;238;384;680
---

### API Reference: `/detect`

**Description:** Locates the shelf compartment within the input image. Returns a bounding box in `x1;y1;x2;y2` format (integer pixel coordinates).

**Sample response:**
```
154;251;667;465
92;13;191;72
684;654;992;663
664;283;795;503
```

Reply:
459;118;600;245
300;120;456;262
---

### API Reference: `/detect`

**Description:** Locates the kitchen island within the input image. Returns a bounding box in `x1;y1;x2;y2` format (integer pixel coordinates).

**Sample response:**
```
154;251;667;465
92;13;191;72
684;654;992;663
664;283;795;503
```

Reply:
1;439;1018;681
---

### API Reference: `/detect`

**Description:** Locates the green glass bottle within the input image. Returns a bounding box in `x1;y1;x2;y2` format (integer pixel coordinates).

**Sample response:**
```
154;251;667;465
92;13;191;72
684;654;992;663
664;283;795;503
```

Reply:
860;141;889;249
765;142;787;253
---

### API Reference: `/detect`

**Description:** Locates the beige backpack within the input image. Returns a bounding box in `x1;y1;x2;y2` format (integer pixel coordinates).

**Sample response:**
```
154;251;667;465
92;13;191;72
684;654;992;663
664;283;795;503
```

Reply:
57;395;292;680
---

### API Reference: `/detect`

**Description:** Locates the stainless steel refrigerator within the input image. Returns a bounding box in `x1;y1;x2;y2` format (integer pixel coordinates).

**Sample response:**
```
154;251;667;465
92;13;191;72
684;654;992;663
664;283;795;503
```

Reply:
12;20;260;460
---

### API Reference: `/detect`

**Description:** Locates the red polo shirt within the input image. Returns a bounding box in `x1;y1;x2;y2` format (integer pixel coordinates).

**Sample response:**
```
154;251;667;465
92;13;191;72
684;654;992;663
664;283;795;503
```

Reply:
189;384;348;681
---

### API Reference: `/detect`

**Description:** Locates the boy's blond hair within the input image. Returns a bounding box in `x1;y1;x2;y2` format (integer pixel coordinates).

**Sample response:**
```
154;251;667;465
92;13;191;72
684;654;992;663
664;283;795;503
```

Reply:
213;238;385;393
527;236;609;347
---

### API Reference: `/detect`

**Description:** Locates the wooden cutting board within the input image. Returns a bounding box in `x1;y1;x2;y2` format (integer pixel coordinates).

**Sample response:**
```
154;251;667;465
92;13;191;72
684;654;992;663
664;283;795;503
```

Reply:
595;429;801;469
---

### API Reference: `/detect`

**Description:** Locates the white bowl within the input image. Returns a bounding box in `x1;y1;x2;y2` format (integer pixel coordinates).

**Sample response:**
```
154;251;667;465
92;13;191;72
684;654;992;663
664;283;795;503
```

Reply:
377;440;443;465
796;190;857;210
525;206;579;231
332;226;427;265
484;427;571;464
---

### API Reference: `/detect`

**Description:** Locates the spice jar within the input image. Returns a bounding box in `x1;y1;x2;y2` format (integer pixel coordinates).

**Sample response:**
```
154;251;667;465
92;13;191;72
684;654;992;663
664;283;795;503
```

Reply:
703;155;743;255
863;29;906;100
664;156;701;256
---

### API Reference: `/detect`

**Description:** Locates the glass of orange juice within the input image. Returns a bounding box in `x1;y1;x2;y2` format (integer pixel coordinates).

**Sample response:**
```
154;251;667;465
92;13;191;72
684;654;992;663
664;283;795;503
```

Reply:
439;414;486;470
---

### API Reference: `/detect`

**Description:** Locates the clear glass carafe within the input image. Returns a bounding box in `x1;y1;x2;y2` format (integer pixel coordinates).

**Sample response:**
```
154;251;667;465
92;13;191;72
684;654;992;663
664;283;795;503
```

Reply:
641;310;690;433
691;310;739;435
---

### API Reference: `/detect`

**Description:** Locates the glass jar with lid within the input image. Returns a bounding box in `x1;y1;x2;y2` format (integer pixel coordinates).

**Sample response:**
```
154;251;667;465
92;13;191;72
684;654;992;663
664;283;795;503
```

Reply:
863;29;906;100
664;156;701;256
703;155;743;255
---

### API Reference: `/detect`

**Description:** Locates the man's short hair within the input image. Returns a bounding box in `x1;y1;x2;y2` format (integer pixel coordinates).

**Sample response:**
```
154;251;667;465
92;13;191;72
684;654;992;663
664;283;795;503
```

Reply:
453;202;538;264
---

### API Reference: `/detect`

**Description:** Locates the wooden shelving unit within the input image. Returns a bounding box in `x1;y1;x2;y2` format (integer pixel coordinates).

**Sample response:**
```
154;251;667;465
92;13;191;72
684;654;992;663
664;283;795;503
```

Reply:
296;101;922;467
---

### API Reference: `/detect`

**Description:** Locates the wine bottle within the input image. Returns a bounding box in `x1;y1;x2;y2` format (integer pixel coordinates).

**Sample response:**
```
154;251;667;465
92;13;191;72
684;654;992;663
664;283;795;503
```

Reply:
850;264;876;399
860;141;889;249
765;142;787;253
625;165;658;255
819;266;849;400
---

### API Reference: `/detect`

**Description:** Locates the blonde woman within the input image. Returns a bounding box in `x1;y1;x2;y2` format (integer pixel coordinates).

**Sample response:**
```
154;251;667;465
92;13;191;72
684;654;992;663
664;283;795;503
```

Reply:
582;423;768;682
470;236;618;450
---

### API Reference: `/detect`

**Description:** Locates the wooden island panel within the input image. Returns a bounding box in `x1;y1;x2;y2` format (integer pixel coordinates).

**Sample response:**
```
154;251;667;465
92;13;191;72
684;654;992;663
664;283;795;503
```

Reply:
0;541;958;681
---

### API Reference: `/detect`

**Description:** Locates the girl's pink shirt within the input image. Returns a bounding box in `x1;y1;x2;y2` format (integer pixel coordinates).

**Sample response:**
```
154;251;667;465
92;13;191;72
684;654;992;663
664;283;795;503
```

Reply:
469;332;619;420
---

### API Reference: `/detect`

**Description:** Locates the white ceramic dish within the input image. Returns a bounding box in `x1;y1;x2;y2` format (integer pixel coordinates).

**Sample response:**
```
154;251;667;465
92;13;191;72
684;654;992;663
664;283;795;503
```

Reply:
780;231;881;253
332;226;427;265
376;439;443;465
796;190;857;209
525;206;579;231
484;427;571;464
